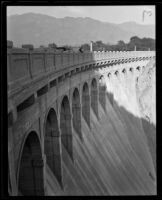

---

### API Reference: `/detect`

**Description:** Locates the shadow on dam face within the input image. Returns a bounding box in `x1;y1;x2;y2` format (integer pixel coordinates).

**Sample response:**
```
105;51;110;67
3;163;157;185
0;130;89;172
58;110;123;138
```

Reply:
72;88;82;140
44;108;62;187
82;82;90;127
99;76;106;111
14;52;156;195
60;96;73;161
106;90;156;176
54;88;156;195
52;58;156;195
18;131;44;196
91;78;98;118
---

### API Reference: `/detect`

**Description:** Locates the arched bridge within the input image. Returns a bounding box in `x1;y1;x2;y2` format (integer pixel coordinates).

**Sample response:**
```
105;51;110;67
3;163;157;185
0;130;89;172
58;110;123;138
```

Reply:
8;45;155;196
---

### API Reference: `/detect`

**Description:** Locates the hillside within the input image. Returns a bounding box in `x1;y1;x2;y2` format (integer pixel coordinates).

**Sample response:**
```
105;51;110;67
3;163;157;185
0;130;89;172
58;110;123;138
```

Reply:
117;21;155;39
7;13;155;47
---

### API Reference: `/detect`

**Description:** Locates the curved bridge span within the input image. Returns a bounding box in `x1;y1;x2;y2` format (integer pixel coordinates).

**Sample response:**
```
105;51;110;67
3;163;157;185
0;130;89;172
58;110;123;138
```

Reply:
8;47;155;196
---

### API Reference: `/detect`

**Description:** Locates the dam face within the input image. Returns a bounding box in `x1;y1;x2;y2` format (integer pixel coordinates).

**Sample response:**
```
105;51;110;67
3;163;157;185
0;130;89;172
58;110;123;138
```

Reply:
8;47;156;196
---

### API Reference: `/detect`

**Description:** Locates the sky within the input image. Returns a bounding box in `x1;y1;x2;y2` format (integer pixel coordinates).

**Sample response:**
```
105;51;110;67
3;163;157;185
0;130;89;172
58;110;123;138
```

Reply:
7;6;155;25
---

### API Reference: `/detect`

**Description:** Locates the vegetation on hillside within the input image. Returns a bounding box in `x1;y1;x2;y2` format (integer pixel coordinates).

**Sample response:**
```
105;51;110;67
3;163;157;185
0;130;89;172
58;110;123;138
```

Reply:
80;36;155;51
46;36;155;52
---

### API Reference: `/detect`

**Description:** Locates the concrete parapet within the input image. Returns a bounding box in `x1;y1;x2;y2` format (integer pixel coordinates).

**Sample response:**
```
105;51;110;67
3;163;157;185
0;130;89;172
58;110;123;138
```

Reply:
22;44;34;50
7;45;155;97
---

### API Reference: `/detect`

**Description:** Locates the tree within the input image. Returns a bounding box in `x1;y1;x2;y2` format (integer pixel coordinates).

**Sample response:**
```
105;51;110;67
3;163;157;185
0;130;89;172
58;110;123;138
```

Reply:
117;40;125;46
78;36;155;52
117;40;127;51
48;43;57;48
80;43;90;51
93;40;105;51
130;36;140;42
128;36;155;51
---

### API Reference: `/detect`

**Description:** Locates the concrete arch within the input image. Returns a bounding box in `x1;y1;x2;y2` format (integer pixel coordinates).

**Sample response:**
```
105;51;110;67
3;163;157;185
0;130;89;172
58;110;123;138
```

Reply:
122;68;126;74
44;108;62;186
58;93;69;115
82;82;90;127
60;95;73;160
99;75;106;111
108;73;111;78
129;68;133;73
18;131;44;196
72;88;82;140
16;129;41;185
115;71;119;77
91;78;98;118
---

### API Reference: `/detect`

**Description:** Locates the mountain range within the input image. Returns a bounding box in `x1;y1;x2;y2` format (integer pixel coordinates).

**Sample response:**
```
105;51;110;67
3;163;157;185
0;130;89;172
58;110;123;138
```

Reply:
7;13;155;47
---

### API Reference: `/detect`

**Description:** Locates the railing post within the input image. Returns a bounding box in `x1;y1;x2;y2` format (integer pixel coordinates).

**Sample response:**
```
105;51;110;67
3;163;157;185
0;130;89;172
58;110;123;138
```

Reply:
44;51;47;73
29;51;33;79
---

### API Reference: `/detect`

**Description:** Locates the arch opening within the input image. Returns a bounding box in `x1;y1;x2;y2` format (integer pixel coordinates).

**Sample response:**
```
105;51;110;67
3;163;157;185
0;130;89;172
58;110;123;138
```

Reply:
108;73;111;78
129;68;133;73
44;108;62;186
99;76;106;111
82;82;90;127
122;69;126;74
72;88;82;140
18;131;44;196
91;78;98;118
60;96;73;160
115;71;119;76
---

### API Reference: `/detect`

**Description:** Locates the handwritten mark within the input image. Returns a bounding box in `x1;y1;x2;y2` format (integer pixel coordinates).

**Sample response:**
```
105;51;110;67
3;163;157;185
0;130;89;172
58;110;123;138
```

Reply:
142;9;152;22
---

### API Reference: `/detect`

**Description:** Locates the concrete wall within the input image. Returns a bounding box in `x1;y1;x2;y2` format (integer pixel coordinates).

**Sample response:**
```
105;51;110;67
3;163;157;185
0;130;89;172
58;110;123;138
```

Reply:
7;48;155;94
7;47;155;196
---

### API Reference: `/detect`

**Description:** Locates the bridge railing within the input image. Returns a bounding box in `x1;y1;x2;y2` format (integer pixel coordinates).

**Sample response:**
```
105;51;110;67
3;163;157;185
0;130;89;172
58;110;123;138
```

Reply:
7;47;155;93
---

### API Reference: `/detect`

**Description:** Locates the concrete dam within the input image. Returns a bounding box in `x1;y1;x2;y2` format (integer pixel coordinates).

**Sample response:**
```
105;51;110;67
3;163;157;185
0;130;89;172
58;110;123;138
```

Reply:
8;43;156;196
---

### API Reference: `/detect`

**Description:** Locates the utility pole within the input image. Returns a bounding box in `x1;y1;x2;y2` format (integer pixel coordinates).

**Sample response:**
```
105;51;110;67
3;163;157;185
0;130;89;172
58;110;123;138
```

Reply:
90;41;93;52
134;45;136;51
